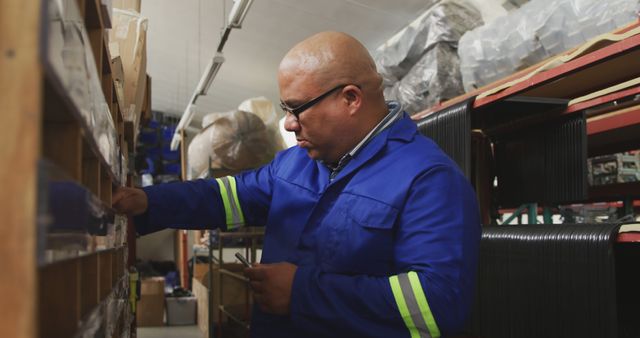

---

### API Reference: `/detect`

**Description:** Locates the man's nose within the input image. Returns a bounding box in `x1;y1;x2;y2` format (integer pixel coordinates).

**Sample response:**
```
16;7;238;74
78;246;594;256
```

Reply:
283;113;300;132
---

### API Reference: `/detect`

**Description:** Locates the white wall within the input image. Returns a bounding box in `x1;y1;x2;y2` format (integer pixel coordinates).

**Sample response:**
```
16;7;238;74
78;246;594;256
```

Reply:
136;228;175;261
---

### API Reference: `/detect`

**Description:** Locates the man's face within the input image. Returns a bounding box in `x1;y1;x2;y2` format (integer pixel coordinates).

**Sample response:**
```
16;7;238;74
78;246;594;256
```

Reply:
279;74;353;164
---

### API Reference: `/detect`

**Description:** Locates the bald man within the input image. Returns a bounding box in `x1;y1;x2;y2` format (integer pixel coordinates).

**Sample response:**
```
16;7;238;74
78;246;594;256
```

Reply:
114;32;480;337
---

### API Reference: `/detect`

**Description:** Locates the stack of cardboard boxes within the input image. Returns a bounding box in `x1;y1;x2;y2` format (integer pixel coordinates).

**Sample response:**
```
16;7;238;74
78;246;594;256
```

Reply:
136;277;165;327
109;0;148;144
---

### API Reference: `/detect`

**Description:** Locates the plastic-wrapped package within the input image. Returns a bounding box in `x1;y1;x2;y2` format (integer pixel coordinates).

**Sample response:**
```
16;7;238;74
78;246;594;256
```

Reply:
458;0;640;92
74;302;104;338
374;0;483;85
238;96;287;151
46;0;120;177
387;43;464;114
188;110;279;177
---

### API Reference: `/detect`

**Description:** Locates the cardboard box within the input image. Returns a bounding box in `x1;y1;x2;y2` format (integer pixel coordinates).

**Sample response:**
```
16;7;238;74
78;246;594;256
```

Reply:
193;262;209;283
136;277;165;327
193;277;210;338
166;296;197;326
108;8;147;134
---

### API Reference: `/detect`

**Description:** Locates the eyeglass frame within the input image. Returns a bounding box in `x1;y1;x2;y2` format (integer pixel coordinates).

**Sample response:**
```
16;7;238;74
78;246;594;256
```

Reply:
279;84;359;120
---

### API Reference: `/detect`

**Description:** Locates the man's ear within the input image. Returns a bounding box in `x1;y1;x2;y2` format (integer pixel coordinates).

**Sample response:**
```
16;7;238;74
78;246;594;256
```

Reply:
343;85;362;116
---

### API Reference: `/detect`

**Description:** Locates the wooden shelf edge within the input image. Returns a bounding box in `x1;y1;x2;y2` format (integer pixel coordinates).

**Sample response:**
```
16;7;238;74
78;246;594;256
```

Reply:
618;232;640;242
587;105;640;135
474;32;640;108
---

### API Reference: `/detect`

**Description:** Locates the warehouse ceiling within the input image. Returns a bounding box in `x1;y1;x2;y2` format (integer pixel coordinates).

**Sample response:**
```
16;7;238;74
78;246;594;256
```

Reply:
140;0;438;127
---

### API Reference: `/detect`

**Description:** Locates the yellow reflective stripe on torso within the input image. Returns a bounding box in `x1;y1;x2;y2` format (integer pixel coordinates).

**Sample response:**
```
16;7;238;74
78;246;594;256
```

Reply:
389;272;440;338
215;176;245;229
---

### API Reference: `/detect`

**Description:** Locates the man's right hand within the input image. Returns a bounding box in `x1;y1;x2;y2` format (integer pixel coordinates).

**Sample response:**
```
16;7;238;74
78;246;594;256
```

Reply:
112;187;148;216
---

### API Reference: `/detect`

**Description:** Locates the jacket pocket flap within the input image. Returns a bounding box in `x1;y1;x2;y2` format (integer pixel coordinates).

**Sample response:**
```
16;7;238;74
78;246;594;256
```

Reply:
344;194;398;229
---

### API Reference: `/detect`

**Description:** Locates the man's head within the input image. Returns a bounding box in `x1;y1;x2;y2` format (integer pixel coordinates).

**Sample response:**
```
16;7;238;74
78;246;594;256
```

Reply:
278;31;387;164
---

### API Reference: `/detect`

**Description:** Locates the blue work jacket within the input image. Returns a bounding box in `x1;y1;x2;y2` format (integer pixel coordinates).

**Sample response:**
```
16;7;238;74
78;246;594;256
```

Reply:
136;112;481;337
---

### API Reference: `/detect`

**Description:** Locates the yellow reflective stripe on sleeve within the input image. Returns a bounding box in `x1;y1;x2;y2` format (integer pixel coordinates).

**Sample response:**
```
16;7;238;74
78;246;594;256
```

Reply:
389;272;440;338
408;271;441;338
390;275;421;338
215;176;245;229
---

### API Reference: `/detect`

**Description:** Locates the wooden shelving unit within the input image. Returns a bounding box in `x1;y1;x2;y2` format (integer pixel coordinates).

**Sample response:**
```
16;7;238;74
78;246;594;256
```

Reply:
1;0;148;337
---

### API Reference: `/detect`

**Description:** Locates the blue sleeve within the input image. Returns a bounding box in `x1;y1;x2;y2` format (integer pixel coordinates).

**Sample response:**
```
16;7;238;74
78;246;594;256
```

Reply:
235;161;276;227
290;165;481;337
133;158;278;235
133;179;227;235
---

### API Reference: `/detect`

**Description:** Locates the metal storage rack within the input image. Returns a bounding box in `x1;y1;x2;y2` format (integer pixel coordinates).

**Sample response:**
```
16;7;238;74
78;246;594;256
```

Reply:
411;19;640;338
210;227;263;338
414;20;640;231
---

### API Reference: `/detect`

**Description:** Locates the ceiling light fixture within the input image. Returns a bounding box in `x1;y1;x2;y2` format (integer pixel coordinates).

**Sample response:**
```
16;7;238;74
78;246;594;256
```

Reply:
170;0;254;150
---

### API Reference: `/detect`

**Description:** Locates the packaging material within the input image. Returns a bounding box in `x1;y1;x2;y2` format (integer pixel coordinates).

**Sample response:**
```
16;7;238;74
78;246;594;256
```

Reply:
166;296;197;326
202;97;287;150
188;110;279;177
108;8;148;136
109;43;126;112
375;0;482;113
74;301;103;338
113;0;141;12
46;0;119;173
375;0;482;85
588;151;640;186
238;96;287;151
385;43;464;114
237;96;279;130
101;0;113;28
192;278;209;338
458;0;640;92
136;277;165;327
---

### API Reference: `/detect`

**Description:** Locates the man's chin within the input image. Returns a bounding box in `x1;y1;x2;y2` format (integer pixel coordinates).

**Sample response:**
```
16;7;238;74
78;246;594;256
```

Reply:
304;148;323;161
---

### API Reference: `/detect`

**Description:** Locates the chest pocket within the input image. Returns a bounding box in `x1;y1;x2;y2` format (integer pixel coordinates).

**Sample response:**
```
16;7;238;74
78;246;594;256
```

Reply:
321;193;399;275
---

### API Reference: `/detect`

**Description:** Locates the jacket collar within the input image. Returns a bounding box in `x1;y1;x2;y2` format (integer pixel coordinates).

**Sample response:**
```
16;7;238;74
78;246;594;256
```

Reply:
325;108;417;185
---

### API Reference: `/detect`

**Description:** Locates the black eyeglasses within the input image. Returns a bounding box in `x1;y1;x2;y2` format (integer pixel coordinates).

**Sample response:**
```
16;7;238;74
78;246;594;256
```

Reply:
280;84;354;119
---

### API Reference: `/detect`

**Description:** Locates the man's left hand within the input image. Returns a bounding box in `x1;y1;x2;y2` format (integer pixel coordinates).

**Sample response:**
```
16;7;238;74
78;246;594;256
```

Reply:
244;262;298;315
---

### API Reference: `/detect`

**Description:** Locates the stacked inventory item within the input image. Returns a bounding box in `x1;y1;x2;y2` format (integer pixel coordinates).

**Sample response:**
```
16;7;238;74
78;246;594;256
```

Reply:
137;116;182;184
472;223;622;338
375;0;482;114
458;0;640;92
588;151;640;186
494;114;588;207
188;110;279;178
416;99;473;178
108;6;148;142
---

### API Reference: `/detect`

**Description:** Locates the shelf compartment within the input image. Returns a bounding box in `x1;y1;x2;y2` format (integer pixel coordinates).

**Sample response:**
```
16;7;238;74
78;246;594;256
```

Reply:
43;0;122;186
38;160;125;266
587;105;640;156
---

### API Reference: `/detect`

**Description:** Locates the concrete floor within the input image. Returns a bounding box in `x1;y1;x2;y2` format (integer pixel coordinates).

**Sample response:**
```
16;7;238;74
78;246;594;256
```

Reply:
138;325;202;338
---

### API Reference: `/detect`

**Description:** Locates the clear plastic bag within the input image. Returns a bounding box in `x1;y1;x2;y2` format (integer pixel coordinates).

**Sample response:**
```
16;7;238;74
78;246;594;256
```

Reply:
374;0;482;85
386;43;463;114
458;0;640;92
188;110;280;177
